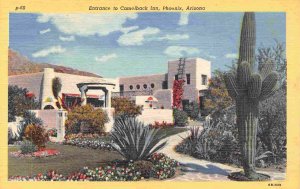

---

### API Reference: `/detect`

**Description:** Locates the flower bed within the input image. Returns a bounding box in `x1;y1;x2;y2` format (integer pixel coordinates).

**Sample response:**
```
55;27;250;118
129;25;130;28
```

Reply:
64;133;114;151
10;149;60;158
149;121;174;129
64;138;114;151
9;153;179;181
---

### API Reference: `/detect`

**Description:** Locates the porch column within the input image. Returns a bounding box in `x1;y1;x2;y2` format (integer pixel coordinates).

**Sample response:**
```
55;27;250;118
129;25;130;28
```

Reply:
80;85;88;106
106;90;112;108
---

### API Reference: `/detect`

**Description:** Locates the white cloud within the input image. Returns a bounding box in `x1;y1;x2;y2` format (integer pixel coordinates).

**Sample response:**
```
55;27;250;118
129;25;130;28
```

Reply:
95;53;118;63
59;35;75;42
208;55;217;59
156;34;189;41
178;13;190;26
225;53;238;59
39;28;51;34
164;46;200;57
36;14;138;36
118;27;160;46
120;26;139;33
32;45;66;58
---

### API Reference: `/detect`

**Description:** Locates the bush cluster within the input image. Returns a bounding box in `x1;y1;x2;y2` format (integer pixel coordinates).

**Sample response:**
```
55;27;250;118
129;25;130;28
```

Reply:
176;86;286;168
64;137;114;151
65;104;109;135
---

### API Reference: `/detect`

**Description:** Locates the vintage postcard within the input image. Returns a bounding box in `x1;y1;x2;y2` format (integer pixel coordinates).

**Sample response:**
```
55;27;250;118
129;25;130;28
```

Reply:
0;0;299;189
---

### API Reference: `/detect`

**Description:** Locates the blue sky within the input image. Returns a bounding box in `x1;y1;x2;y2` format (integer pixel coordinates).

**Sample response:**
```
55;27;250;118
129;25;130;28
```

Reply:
9;12;285;78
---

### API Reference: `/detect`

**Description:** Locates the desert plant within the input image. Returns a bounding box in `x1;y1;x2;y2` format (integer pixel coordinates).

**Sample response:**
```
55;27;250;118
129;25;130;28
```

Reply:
173;109;188;127
111;116;167;161
52;77;62;109
20;140;37;154
17;110;43;140
65;104;109;134
24;124;49;149
224;12;278;180
112;97;142;117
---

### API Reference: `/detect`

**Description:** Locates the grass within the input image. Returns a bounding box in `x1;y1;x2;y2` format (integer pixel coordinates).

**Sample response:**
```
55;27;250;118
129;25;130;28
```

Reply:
8;127;186;177
8;143;123;177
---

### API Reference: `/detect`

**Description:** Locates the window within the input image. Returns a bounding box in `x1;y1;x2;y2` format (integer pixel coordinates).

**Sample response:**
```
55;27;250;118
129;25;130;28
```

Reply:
151;83;155;88
175;74;179;81
143;84;147;89
162;81;168;89
201;75;208;85
120;84;124;92
136;84;140;89
129;85;133;90
186;74;191;85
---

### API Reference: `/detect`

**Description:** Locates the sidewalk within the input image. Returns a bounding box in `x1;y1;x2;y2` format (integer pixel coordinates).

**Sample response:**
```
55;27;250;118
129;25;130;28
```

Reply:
159;130;286;181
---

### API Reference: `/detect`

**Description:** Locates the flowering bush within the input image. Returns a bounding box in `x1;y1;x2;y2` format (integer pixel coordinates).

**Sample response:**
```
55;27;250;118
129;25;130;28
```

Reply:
172;80;185;109
47;128;57;137
9;153;179;181
24;124;49;150
149;121;174;129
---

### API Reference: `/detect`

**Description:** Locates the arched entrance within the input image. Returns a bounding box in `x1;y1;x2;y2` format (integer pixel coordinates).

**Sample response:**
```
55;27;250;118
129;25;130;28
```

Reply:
76;82;115;108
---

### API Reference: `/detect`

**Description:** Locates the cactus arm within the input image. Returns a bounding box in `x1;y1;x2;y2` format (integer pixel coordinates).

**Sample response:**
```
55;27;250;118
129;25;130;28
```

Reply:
224;73;239;99
259;60;275;80
247;73;262;99
237;61;251;89
259;72;279;100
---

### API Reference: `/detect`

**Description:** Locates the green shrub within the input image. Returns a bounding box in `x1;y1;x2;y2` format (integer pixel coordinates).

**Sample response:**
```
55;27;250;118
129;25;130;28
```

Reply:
8;85;40;122
185;101;199;120
17;111;43;140
20;140;37;154
65;104;109;134
111;116;167;161
173;109;188;127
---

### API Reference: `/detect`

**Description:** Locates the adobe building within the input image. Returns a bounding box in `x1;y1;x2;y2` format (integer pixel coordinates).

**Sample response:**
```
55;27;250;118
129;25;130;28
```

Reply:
117;57;211;109
9;57;211;111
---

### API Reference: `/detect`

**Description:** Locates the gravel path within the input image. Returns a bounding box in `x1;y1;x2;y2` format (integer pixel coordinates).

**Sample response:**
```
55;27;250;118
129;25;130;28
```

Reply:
159;129;286;181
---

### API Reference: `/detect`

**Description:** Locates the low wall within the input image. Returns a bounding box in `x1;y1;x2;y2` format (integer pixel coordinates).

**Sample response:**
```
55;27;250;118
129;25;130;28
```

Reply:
137;109;173;125
31;110;58;129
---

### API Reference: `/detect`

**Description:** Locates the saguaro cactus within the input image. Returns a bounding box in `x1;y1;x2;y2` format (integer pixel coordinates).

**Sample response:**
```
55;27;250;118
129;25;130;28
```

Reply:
224;12;278;180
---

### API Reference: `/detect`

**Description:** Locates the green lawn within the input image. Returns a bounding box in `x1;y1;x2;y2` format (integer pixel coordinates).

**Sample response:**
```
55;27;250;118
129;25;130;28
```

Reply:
8;143;123;177
9;127;186;177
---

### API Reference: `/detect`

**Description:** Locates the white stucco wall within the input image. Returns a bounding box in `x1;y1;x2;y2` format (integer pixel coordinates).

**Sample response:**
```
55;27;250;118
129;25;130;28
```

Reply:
137;109;173;125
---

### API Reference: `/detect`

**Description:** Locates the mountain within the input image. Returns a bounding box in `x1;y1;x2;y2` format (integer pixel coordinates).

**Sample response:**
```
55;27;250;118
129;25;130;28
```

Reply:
8;49;101;78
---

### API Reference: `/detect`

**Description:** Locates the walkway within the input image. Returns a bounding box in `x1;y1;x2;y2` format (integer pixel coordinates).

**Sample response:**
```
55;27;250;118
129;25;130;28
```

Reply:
159;129;286;181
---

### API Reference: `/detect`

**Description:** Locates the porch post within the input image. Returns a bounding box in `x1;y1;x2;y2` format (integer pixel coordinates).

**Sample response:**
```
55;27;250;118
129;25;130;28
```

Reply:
80;85;88;106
